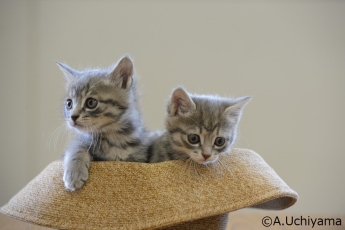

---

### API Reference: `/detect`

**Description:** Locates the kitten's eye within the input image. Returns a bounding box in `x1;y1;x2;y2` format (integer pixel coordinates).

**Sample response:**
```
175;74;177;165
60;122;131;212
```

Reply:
187;134;200;144
85;98;98;109
66;99;73;110
214;137;225;147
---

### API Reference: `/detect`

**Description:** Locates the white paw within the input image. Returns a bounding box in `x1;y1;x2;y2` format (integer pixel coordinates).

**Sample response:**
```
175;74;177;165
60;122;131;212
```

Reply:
63;163;89;191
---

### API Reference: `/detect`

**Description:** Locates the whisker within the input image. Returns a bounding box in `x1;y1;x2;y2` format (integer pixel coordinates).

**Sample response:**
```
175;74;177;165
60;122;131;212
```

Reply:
47;123;68;150
86;123;94;155
96;116;103;154
218;155;232;177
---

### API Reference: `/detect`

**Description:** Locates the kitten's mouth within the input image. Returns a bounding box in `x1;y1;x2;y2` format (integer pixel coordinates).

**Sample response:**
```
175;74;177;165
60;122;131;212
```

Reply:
74;123;83;128
199;157;218;165
71;122;98;133
202;161;215;165
70;121;84;129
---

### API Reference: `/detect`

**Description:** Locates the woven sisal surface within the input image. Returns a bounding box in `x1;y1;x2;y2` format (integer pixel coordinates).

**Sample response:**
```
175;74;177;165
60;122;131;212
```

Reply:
158;213;229;230
1;148;298;230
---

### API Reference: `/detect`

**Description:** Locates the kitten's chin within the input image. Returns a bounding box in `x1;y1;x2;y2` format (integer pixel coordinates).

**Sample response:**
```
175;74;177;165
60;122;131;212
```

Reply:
191;156;219;165
202;158;219;165
68;122;91;133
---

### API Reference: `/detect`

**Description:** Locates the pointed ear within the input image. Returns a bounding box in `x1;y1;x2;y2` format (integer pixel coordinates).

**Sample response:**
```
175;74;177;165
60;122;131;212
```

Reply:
56;62;78;82
168;87;196;116
223;96;251;124
109;55;134;89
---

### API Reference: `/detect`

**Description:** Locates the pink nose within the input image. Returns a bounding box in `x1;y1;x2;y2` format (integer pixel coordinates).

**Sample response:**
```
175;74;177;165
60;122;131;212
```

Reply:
202;154;211;160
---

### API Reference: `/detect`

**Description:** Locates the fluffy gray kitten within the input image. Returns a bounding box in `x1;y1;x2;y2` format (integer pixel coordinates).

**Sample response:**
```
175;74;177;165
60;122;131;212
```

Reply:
149;87;251;165
57;55;148;191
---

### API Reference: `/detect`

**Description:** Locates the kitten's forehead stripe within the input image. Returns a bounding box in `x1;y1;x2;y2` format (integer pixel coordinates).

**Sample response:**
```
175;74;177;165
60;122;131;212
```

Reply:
76;85;84;98
216;127;220;136
169;127;187;135
88;84;113;96
85;82;91;94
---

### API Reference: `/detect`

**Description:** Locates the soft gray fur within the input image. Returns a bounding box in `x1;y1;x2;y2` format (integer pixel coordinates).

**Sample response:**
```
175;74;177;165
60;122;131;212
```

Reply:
149;87;251;165
57;55;149;191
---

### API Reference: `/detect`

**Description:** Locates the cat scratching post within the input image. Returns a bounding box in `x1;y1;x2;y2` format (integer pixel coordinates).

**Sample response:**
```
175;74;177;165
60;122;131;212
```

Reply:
0;148;298;230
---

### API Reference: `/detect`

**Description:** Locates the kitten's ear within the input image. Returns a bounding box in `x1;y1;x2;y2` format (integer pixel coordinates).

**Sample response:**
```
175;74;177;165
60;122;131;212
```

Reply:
223;96;251;124
109;55;134;89
169;87;196;116
56;62;79;82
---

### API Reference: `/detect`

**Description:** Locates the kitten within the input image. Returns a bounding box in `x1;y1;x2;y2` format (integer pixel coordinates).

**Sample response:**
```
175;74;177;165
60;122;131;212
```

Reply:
57;55;149;191
148;87;250;165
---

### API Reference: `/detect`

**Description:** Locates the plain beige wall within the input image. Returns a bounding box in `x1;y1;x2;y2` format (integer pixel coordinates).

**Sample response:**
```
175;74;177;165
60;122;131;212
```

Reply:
1;0;344;215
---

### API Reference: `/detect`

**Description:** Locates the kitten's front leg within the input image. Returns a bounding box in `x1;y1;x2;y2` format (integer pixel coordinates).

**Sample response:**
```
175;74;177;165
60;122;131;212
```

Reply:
63;148;91;191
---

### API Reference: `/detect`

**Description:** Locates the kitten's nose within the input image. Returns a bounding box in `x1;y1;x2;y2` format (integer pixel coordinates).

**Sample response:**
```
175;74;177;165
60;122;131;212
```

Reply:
202;154;211;160
71;115;79;122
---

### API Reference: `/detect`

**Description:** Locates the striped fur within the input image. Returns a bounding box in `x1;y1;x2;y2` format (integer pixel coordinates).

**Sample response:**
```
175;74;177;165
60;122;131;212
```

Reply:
149;87;251;165
57;56;149;191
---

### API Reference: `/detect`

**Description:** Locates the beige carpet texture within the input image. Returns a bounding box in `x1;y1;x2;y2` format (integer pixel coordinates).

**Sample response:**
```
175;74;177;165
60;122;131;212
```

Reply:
0;148;298;230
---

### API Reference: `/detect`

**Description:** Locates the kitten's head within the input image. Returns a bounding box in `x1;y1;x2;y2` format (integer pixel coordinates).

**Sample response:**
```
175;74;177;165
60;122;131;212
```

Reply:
57;55;136;134
166;87;251;165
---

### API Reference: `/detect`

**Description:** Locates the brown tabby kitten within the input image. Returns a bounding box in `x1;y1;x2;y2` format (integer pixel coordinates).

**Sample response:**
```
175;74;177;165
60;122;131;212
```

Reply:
57;55;149;191
149;87;250;165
